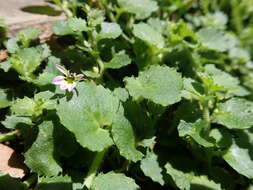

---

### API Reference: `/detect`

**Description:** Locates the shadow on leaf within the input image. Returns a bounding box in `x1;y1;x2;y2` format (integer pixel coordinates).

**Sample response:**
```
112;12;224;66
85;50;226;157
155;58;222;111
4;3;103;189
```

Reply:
234;128;253;160
191;184;215;190
21;5;62;16
35;182;73;190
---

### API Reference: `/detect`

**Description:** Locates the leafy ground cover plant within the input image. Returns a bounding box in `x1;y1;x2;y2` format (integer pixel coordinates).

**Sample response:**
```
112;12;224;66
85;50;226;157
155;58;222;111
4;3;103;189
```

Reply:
1;0;253;189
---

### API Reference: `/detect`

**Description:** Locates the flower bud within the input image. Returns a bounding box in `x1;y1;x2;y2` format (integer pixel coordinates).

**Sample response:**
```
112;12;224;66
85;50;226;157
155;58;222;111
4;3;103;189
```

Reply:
92;66;99;74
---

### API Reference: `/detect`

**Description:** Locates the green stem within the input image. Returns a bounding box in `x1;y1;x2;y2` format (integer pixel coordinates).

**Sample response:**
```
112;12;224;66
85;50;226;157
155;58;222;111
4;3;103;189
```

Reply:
23;174;37;188
0;130;19;143
202;101;211;132
126;16;135;31
91;51;105;84
84;149;107;189
97;0;118;23
97;58;105;78
201;0;209;14
86;28;105;83
231;0;243;34
115;9;124;21
53;0;73;17
201;77;212;132
203;104;210;123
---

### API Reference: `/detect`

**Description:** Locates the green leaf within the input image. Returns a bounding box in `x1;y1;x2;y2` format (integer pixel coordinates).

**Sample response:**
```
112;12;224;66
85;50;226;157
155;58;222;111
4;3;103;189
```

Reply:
112;106;143;162
140;152;164;185
174;102;202;123
9;48;42;77
33;72;55;86
54;121;79;158
104;51;131;69
165;163;191;190
57;82;118;152
1;115;32;129
178;120;215;147
229;47;250;61
201;64;248;96
34;91;53;100
34;91;56;110
190;175;222;190
12;97;37;117
5;38;19;53
209;128;232;148
123;101;155;139
53;17;88;36
133;23;164;49
35;175;71;190
197;27;229;52
8;45;51;80
223;130;253;178
146;101;166;119
138;137;156;148
117;0;158;19
168;21;199;47
36;44;51;60
87;9;105;27
53;20;72;35
204;64;238;89
125;65;182;106
182;78;204;100
91;172;139;190
113;87;129;102
97;22;122;40
0;173;27;190
33;56;61;86
24;121;62;176
0;61;11;72
83;70;100;78
0;89;11;109
198;11;228;29
213;98;253;129
18;28;40;40
147;18;166;34
67;18;88;33
35;175;82;190
17;28;40;46
45;56;61;74
11;93;54;118
209;167;235;190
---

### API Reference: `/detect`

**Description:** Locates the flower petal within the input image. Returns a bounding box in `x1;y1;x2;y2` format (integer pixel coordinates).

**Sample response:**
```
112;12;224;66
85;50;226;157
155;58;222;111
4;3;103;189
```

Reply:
55;64;68;75
59;82;69;90
76;74;84;80
52;76;65;85
67;82;77;92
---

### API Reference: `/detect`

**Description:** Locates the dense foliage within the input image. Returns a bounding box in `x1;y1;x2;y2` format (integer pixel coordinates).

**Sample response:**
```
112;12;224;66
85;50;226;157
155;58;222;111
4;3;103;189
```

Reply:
1;0;253;189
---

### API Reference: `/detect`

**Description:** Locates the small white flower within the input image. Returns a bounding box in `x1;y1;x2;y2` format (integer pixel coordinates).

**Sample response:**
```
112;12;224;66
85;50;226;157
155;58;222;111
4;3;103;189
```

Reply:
52;64;84;92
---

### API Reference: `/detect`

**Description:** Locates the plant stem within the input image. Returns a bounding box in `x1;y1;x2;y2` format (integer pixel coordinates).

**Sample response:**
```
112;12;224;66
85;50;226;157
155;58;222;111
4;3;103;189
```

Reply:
84;149;107;189
62;1;73;17
231;0;243;34
86;28;105;83
202;101;211;132
0;130;19;143
91;50;105;84
23;173;37;188
52;0;72;17
97;58;105;75
201;0;209;14
203;104;210;123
